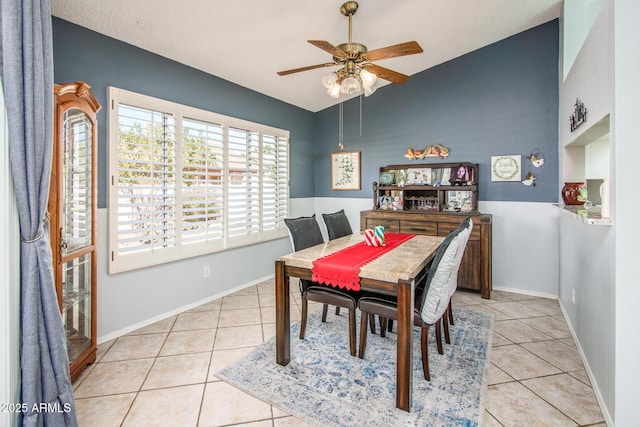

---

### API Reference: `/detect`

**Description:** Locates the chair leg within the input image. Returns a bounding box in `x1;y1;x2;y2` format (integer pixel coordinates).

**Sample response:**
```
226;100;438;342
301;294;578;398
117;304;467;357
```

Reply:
421;327;431;381
358;311;369;359
321;303;328;322
435;319;443;355
448;299;454;325
380;317;387;338
336;306;341;315
443;308;451;344
369;313;376;334
348;308;357;356
300;297;308;339
388;319;394;332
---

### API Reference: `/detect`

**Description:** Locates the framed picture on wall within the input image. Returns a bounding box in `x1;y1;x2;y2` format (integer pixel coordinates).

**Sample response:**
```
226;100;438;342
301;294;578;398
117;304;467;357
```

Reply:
491;155;522;181
331;151;361;190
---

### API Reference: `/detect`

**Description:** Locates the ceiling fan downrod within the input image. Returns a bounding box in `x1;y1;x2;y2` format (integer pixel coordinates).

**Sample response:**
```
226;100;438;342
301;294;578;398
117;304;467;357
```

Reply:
340;1;359;44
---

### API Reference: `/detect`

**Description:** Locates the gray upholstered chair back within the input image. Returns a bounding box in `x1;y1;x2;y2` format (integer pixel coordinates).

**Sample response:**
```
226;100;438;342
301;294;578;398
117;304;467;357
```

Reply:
322;209;353;241
284;215;325;251
447;217;473;298
419;227;465;324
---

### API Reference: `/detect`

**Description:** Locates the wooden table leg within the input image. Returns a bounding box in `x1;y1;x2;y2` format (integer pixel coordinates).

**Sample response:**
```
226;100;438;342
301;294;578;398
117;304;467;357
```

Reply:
396;278;414;412
275;260;290;365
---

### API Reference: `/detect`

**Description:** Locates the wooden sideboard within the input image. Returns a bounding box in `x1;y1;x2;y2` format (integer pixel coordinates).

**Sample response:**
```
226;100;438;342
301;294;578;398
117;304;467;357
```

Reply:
360;210;492;298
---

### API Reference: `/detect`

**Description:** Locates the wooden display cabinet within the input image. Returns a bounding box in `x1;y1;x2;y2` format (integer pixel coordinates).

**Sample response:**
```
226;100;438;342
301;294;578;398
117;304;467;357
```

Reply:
48;82;100;380
363;162;492;298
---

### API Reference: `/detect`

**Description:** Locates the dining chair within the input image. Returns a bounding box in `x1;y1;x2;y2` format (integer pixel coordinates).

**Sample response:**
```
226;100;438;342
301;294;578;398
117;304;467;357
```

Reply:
284;215;361;356
322;209;381;333
380;218;473;341
443;217;473;338
357;225;468;380
321;209;352;316
322;209;353;241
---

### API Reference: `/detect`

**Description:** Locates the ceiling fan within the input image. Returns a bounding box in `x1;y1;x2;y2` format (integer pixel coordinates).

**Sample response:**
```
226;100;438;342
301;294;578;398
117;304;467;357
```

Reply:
277;1;423;97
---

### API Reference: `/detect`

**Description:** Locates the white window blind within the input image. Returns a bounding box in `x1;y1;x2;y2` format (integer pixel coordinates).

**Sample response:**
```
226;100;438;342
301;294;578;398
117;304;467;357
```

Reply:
181;117;224;247
108;87;289;273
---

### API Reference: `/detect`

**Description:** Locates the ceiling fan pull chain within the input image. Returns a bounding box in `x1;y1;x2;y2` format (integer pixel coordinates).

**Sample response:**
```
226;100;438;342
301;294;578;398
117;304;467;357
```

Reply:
338;102;344;150
359;95;363;137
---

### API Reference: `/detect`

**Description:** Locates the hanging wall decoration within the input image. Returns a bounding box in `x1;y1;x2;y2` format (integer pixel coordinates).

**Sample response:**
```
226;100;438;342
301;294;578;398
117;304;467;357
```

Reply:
522;149;544;187
529;149;545;167
491;155;521;182
570;98;587;132
403;144;450;160
522;171;536;187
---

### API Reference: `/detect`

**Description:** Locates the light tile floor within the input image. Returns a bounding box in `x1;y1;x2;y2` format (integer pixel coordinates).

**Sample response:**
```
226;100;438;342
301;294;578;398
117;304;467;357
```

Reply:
73;279;606;426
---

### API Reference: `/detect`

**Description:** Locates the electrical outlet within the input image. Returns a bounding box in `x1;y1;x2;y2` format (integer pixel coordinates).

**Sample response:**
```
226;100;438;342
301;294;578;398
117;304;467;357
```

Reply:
203;265;211;278
572;288;576;305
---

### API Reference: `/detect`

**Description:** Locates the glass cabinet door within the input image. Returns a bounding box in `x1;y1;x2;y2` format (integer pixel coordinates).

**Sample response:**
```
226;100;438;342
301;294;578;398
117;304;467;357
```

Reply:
62;253;92;361
50;81;100;381
62;108;93;254
60;107;95;362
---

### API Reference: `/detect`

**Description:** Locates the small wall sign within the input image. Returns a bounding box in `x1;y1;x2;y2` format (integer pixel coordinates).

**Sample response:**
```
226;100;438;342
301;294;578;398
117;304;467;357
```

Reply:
570;98;587;132
491;155;521;182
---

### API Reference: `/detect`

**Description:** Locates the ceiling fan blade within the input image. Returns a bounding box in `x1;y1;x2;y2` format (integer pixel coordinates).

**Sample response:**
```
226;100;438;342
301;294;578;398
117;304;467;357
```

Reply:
308;40;349;59
277;62;337;76
363;63;410;84
364;41;423;62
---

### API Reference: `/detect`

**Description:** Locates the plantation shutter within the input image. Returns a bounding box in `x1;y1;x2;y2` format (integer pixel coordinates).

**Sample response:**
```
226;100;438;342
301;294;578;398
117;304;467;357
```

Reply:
181;117;225;247
108;87;289;273
115;104;177;260
262;134;289;232
227;127;260;245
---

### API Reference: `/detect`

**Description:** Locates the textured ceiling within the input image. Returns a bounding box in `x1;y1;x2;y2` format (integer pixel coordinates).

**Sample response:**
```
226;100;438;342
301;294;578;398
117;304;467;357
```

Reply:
51;0;562;112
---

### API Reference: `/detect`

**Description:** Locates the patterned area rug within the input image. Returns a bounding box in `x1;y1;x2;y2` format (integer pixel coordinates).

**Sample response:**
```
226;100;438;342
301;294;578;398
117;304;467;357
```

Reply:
216;307;494;427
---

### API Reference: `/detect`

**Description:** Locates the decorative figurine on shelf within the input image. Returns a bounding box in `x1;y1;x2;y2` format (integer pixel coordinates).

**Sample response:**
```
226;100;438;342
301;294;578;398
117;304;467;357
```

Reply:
379;195;392;210
460;198;473;213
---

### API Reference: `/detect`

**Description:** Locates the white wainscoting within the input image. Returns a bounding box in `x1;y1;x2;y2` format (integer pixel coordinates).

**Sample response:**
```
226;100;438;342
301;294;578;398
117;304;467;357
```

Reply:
314;198;560;298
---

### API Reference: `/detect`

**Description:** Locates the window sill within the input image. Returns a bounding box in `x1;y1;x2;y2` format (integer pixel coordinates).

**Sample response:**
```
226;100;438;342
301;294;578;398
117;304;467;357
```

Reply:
554;204;613;225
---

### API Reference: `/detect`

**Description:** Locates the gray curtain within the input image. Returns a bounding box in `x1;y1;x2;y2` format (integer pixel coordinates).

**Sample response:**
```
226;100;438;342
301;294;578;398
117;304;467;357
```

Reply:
0;1;78;426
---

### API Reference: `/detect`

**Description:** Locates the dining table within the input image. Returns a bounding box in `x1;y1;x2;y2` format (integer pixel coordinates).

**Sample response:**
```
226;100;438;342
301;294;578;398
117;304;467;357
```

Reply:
274;232;445;412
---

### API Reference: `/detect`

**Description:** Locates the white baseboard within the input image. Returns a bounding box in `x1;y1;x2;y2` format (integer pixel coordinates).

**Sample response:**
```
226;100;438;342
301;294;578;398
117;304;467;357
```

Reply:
558;300;613;427
492;285;558;300
97;274;273;344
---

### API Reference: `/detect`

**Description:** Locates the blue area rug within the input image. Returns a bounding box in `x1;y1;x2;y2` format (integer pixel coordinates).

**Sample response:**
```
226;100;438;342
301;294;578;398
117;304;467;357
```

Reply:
216;307;494;426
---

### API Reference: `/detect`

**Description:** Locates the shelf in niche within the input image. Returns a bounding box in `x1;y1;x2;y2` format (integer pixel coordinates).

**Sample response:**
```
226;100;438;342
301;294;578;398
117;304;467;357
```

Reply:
554;204;612;225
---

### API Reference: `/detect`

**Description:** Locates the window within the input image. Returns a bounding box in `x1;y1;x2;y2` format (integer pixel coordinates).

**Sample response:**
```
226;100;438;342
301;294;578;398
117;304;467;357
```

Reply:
108;87;289;273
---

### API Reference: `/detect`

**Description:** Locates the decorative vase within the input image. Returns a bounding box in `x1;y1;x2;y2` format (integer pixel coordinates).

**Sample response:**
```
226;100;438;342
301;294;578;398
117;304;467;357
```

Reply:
562;182;588;205
600;179;610;217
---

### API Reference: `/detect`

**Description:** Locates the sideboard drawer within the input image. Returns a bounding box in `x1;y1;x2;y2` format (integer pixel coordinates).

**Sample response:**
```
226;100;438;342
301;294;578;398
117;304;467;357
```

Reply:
365;218;399;233
400;220;437;235
438;222;481;241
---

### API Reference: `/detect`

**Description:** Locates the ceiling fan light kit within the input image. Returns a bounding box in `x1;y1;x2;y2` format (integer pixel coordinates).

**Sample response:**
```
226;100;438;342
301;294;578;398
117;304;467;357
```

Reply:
277;1;423;99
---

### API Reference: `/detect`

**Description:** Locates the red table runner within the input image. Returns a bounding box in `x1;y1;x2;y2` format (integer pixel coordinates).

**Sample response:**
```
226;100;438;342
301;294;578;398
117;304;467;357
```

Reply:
311;233;415;291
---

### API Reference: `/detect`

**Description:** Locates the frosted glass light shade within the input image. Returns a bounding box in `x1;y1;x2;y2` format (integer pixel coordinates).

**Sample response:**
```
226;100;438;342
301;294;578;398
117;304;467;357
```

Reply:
360;69;377;87
327;83;341;98
322;74;338;90
341;76;361;94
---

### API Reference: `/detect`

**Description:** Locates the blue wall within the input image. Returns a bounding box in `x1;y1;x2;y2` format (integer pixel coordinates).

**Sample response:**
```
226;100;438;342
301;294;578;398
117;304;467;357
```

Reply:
53;17;559;206
52;18;317;207
315;20;559;202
